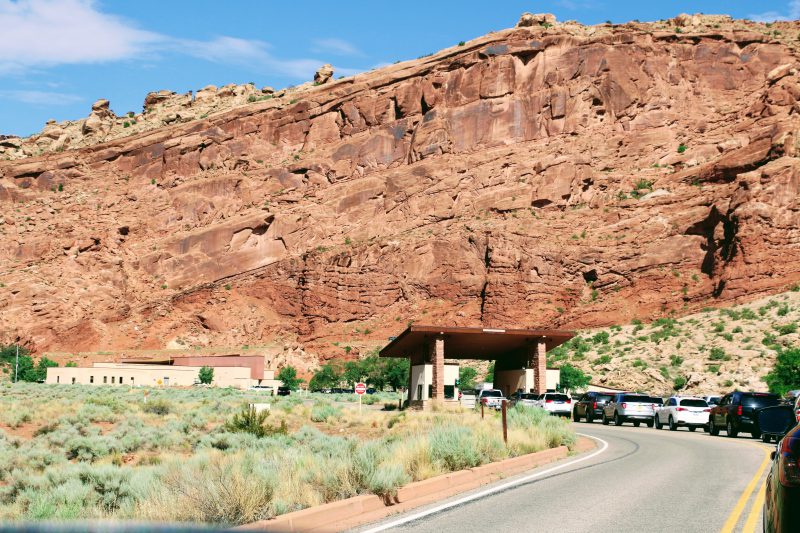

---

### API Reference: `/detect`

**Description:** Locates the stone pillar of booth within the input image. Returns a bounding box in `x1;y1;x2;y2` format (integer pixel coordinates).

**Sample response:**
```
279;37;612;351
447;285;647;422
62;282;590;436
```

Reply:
429;335;445;400
529;338;547;394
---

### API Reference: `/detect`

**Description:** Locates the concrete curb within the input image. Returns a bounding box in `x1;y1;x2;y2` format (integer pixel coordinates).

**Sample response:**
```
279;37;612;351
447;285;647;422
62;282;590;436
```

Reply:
236;436;596;533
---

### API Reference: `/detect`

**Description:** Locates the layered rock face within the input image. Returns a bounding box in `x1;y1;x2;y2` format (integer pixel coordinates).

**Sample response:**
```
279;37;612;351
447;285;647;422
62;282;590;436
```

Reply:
2;14;800;360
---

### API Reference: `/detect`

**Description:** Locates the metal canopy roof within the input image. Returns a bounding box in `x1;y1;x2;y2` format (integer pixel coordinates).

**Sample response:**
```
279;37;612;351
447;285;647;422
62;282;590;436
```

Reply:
379;325;575;360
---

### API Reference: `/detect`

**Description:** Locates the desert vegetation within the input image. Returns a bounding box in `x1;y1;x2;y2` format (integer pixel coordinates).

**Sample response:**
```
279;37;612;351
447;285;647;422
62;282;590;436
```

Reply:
0;383;574;526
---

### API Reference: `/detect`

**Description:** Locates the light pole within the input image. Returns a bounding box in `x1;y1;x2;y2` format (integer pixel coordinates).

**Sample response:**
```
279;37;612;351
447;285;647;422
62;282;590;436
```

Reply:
14;344;19;382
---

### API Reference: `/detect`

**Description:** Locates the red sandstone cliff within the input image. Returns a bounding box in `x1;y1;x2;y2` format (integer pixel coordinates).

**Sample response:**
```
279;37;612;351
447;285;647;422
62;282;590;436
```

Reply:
2;14;800;360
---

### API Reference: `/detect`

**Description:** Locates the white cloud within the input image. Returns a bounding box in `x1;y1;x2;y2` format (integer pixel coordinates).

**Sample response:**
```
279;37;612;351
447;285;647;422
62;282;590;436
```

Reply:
0;89;82;105
0;0;360;81
312;38;362;56
0;0;160;71
750;0;800;22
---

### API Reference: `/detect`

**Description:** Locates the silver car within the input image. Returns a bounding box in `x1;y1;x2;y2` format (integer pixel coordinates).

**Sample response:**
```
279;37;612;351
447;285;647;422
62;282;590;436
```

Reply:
602;393;656;427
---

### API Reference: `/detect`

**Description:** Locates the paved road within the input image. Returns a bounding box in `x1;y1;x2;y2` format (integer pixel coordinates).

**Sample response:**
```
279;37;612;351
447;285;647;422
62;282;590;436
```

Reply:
354;422;772;533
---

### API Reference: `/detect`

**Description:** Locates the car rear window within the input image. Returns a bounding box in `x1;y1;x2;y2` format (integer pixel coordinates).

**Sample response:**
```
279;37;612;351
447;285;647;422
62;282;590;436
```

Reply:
649;397;664;405
742;393;780;409
482;390;502;397
622;395;650;403
595;394;613;401
679;399;708;407
520;394;538;399
546;394;570;401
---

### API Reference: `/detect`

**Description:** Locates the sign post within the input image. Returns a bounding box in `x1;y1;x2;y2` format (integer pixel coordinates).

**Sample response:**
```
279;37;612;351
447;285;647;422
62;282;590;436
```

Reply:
355;382;367;413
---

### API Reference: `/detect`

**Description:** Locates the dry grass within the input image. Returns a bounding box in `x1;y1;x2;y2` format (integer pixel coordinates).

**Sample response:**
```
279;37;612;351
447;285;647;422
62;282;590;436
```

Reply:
0;384;573;526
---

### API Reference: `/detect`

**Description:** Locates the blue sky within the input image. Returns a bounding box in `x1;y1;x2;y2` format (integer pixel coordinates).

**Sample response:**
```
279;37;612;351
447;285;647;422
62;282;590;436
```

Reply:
0;0;793;137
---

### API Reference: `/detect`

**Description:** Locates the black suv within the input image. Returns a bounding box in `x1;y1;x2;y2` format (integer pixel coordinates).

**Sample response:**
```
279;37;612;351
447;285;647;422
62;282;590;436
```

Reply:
709;391;781;438
573;391;615;423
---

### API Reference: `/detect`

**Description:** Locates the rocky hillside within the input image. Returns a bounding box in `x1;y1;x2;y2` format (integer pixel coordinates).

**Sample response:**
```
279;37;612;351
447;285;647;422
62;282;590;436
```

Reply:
551;289;800;395
2;13;800;369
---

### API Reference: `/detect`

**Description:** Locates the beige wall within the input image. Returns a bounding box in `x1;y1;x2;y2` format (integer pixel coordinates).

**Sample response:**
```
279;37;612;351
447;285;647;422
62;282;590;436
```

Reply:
409;364;459;400
46;363;253;388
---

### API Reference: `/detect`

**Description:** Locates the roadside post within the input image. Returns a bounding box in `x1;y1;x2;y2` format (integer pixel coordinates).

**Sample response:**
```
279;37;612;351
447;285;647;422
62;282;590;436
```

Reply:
355;382;366;413
481;400;485;420
502;399;508;444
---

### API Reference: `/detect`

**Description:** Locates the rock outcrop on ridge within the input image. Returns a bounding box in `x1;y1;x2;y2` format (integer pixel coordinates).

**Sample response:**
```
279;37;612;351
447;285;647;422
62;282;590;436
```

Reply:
2;13;800;365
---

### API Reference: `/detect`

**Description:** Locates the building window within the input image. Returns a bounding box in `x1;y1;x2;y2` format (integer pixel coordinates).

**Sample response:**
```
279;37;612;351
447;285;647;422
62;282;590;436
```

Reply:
119;376;123;385
56;376;60;383
90;376;94;384
103;376;107;384
71;377;76;384
164;377;170;386
130;377;134;385
111;376;115;384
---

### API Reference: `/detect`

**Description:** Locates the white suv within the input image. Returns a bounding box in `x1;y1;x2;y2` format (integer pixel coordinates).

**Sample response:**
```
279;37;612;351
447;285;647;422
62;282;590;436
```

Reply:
535;393;572;417
654;396;710;431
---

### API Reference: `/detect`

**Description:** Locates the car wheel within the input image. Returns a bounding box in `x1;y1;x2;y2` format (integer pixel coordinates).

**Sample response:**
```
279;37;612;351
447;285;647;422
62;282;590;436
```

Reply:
727;419;739;438
751;430;761;440
602;413;609;425
646;419;654;428
655;415;663;430
614;413;623;426
709;418;720;436
689;426;697;432
634;421;640;427
573;409;581;422
762;433;771;443
669;416;677;431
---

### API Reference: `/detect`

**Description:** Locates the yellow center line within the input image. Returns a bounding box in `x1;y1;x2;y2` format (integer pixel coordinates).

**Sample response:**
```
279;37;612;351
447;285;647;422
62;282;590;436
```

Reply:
742;476;768;533
720;448;771;533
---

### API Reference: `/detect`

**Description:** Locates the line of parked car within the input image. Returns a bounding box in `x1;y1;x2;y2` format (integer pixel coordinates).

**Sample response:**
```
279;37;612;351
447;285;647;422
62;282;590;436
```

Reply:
474;387;800;444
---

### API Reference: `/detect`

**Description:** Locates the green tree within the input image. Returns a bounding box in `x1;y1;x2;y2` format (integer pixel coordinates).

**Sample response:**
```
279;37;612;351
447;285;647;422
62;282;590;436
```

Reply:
343;360;366;387
765;347;800;395
65;361;78;367
309;363;343;391
558;364;591;392
382;358;409;391
485;361;495;383
277;365;303;391
198;366;214;384
459;367;478;389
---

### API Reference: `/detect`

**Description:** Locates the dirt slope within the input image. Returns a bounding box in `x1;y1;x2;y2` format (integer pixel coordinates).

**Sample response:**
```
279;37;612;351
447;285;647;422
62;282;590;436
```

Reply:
551;289;800;395
2;13;800;368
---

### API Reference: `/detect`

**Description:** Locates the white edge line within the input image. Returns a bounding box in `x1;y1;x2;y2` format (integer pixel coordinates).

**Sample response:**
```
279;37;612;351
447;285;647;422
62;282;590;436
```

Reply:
359;433;610;533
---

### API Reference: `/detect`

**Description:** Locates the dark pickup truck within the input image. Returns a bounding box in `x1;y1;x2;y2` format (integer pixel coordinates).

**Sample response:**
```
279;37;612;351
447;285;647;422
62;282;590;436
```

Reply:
709;391;781;439
572;391;615;423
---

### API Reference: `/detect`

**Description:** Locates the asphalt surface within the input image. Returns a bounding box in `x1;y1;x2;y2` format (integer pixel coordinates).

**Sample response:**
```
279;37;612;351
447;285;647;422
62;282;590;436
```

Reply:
353;422;772;533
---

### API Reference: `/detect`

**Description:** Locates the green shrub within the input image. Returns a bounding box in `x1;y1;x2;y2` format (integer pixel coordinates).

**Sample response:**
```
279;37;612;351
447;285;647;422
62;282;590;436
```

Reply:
224;406;287;438
593;355;611;365
709;347;729;361
310;403;340;423
670;355;684;366
429;426;482;471
677;143;687;153
142;399;171;415
775;323;798;335
673;376;687;390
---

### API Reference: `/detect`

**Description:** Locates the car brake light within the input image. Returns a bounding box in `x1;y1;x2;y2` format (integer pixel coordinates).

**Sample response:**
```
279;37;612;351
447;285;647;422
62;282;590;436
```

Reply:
546;399;553;403
737;405;743;416
676;407;686;412
779;440;800;487
482;398;487;404
704;408;711;412
593;401;597;409
566;399;571;404
796;409;800;422
621;403;627;409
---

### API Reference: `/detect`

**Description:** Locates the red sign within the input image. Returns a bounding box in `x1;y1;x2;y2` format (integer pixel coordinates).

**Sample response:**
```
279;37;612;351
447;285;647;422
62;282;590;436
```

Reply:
355;382;367;395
